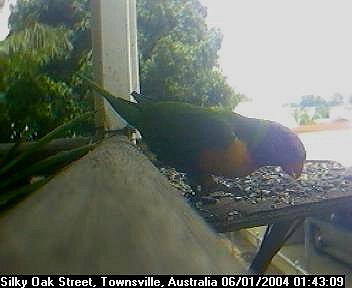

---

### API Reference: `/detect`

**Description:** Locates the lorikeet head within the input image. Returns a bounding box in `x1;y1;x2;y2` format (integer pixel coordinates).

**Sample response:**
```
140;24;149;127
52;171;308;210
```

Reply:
251;122;306;178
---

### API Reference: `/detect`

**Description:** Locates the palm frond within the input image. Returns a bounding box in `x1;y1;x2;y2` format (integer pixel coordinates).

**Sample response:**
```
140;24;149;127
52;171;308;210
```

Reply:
0;143;95;190
0;111;93;176
3;23;72;65
0;112;96;208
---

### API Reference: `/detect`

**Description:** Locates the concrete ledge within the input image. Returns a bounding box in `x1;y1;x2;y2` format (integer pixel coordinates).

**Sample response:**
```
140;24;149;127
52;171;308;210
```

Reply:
0;137;245;274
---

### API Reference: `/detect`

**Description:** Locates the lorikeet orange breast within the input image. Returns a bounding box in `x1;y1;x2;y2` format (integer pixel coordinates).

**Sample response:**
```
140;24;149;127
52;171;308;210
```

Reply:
86;79;306;191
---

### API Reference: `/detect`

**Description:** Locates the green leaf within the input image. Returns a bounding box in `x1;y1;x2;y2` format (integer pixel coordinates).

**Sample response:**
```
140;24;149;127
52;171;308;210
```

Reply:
0;143;95;190
0;111;94;176
2;139;22;165
0;92;5;103
4;23;73;66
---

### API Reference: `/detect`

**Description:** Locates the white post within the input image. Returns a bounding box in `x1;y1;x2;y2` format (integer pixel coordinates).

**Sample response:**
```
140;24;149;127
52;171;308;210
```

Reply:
129;0;140;95
91;0;140;133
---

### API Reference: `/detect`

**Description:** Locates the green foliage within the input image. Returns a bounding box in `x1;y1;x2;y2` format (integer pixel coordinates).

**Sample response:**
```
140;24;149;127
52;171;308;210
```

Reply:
5;23;72;67
291;93;345;109
293;108;315;126
0;113;95;208
9;0;90;32
0;0;93;142
7;0;88;75
299;95;327;107
2;71;91;141
137;0;240;109
313;105;330;120
293;105;329;126
1;0;239;142
291;94;332;125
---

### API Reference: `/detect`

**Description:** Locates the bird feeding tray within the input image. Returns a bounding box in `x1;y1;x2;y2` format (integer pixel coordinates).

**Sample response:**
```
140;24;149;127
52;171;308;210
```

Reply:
160;161;352;233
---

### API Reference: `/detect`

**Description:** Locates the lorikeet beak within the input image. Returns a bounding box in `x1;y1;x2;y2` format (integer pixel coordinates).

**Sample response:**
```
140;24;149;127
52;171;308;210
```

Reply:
283;162;304;179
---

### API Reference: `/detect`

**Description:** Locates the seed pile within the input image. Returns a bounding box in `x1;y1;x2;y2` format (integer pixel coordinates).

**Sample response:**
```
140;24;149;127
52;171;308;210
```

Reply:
160;161;352;211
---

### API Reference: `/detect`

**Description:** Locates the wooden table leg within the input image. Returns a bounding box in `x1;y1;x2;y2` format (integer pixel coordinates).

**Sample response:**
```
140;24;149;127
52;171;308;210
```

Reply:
304;218;314;273
248;218;304;274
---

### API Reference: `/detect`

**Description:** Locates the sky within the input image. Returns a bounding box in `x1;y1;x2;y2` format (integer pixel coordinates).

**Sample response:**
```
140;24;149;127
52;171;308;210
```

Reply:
201;0;352;106
0;0;12;40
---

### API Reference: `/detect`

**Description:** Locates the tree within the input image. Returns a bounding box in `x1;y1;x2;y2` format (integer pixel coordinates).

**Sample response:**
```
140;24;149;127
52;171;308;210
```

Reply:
0;22;75;140
291;94;330;125
293;108;314;126
8;0;92;81
299;94;327;107
314;105;329;120
137;0;240;109
1;0;240;142
0;0;92;141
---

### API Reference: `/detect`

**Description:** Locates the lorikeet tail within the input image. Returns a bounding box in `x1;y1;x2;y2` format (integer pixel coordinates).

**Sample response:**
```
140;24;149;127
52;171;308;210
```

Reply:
82;76;141;127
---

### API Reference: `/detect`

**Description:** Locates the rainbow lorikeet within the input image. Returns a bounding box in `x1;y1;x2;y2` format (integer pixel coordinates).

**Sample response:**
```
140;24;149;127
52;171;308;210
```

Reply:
85;78;306;274
86;78;306;193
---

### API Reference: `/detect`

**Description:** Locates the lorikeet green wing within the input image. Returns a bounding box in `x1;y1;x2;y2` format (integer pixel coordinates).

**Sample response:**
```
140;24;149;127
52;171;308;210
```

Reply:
138;102;237;177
